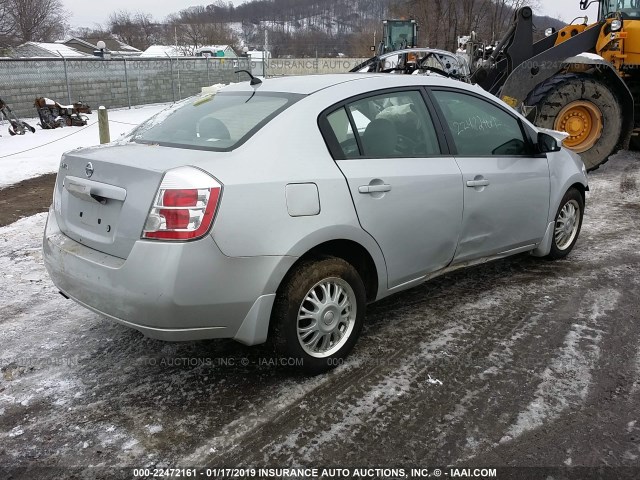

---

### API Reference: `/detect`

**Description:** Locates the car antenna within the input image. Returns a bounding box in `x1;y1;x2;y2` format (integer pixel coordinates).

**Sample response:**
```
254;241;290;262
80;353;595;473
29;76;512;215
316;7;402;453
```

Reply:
235;70;262;86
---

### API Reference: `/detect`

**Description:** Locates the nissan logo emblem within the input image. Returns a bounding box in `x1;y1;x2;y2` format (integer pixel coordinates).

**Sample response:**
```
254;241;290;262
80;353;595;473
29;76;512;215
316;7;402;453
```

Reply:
85;162;94;178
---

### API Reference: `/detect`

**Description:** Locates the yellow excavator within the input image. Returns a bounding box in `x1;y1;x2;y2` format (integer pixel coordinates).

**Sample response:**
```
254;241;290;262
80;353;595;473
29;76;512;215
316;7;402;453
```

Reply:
470;0;640;170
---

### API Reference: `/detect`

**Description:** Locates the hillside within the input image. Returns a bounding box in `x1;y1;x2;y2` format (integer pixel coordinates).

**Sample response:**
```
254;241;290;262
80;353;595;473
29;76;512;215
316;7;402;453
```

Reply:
102;0;567;57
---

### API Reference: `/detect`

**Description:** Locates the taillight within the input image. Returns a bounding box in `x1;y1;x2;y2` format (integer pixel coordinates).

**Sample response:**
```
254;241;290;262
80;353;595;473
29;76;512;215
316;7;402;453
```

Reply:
142;167;222;241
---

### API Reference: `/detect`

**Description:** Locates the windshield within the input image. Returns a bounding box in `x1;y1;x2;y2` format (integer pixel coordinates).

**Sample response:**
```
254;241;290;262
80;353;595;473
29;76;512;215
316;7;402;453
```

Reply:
385;21;416;51
601;0;640;19
132;91;302;151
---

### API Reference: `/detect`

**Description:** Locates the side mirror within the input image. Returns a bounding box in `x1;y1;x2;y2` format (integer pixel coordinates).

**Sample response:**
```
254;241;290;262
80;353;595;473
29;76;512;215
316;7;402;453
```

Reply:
579;0;597;10
538;132;562;153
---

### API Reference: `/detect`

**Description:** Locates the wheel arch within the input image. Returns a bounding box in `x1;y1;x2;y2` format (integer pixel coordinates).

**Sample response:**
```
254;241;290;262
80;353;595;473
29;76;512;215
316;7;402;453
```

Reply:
279;239;382;304
570;181;588;202
532;177;588;258
549;172;589;224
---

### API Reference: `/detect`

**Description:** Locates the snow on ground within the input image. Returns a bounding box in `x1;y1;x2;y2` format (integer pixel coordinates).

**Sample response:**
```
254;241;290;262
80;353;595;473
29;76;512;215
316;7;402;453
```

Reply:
0;103;170;188
0;213;51;314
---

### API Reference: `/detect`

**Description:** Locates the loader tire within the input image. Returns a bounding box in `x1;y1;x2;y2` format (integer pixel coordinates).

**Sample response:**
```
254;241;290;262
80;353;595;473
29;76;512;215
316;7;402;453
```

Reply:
526;73;622;171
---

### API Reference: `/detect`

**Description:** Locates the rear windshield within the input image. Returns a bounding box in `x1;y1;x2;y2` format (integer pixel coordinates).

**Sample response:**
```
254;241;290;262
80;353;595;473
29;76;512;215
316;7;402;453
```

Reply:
131;91;302;151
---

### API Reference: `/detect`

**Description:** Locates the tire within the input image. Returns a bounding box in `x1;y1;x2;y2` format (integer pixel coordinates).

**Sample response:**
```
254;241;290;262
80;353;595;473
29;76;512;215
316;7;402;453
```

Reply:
527;73;622;171
270;256;366;374
546;188;585;260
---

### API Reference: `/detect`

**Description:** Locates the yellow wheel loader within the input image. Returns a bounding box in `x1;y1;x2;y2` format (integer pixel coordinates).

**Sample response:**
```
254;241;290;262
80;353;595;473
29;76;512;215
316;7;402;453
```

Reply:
471;1;640;170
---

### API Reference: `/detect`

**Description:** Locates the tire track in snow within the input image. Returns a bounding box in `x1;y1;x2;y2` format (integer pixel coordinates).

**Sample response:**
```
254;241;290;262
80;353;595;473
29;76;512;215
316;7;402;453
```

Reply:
504;288;620;440
205;277;566;467
191;318;469;466
630;336;640;395
194;274;532;465
273;323;467;465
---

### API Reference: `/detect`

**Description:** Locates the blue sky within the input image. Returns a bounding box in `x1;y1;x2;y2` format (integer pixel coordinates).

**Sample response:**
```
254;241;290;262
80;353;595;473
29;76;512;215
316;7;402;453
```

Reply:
63;0;600;28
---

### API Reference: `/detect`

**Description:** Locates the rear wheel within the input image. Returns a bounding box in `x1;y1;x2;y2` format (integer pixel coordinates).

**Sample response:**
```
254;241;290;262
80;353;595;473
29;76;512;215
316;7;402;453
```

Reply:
527;74;621;171
546;188;584;260
270;256;366;374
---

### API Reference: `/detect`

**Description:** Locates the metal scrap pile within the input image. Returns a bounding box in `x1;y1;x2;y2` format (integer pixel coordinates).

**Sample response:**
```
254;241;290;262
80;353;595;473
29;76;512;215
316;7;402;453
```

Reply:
34;97;92;130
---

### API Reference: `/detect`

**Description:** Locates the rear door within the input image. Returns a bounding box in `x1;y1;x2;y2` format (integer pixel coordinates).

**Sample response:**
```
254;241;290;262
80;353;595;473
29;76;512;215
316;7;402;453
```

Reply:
430;88;550;263
321;89;463;289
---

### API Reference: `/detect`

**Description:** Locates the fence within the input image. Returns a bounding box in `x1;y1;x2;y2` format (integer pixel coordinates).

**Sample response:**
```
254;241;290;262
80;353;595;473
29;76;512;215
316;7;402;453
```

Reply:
0;56;250;119
0;56;368;120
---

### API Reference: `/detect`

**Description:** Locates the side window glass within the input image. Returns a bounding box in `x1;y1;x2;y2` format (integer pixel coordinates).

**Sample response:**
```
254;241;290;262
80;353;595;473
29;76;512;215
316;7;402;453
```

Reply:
346;90;441;158
433;90;528;156
326;108;359;159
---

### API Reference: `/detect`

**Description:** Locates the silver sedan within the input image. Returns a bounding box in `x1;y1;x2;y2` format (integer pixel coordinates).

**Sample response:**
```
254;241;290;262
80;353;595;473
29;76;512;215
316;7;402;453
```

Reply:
43;74;588;373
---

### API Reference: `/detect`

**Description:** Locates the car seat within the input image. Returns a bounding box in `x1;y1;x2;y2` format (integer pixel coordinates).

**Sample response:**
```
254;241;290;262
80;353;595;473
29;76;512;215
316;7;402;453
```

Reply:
361;118;397;157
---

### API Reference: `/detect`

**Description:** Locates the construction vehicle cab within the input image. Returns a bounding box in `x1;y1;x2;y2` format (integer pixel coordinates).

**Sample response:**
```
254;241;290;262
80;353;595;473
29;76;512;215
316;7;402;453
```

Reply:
352;18;473;79
379;20;418;55
597;0;640;19
469;2;640;170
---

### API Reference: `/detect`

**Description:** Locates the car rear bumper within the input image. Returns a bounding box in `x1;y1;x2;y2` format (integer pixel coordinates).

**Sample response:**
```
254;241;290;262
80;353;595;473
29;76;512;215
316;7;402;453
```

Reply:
43;208;296;344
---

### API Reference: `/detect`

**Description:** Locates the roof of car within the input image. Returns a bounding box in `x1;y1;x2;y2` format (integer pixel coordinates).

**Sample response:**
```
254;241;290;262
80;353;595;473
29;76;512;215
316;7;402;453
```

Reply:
221;73;476;96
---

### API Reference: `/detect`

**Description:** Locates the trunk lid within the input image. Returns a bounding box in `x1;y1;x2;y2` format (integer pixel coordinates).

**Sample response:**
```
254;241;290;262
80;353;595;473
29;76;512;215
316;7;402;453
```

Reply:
54;143;203;259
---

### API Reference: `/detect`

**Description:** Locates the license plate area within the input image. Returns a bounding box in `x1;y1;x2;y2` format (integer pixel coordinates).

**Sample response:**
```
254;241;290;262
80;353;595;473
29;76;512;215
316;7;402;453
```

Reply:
62;189;123;243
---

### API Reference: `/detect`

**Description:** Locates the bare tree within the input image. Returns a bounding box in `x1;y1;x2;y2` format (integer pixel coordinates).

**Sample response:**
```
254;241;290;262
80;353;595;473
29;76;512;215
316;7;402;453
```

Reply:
7;0;68;43
0;0;13;46
162;6;239;54
109;10;158;50
488;0;540;42
69;25;109;39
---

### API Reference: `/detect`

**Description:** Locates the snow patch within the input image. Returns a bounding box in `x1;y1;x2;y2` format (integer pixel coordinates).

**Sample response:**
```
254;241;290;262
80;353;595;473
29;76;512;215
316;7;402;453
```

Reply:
147;425;163;435
0;104;169;188
8;426;24;437
122;438;139;450
571;52;605;61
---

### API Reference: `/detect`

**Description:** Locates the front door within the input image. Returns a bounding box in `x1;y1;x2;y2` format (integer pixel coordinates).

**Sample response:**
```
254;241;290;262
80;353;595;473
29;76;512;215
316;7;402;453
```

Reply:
431;89;550;263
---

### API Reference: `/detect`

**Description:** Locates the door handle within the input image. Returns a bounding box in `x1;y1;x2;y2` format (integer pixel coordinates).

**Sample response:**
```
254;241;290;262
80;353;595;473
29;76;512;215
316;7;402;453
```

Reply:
466;179;490;188
358;184;392;194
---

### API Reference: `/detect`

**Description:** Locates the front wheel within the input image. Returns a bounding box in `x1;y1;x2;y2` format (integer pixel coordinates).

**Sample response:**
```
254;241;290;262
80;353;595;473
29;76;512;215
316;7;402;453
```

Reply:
546;188;585;260
270;256;366;374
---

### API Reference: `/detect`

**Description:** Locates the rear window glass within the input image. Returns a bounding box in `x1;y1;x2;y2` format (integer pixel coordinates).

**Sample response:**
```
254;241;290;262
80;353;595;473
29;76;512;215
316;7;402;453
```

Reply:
131;91;302;151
